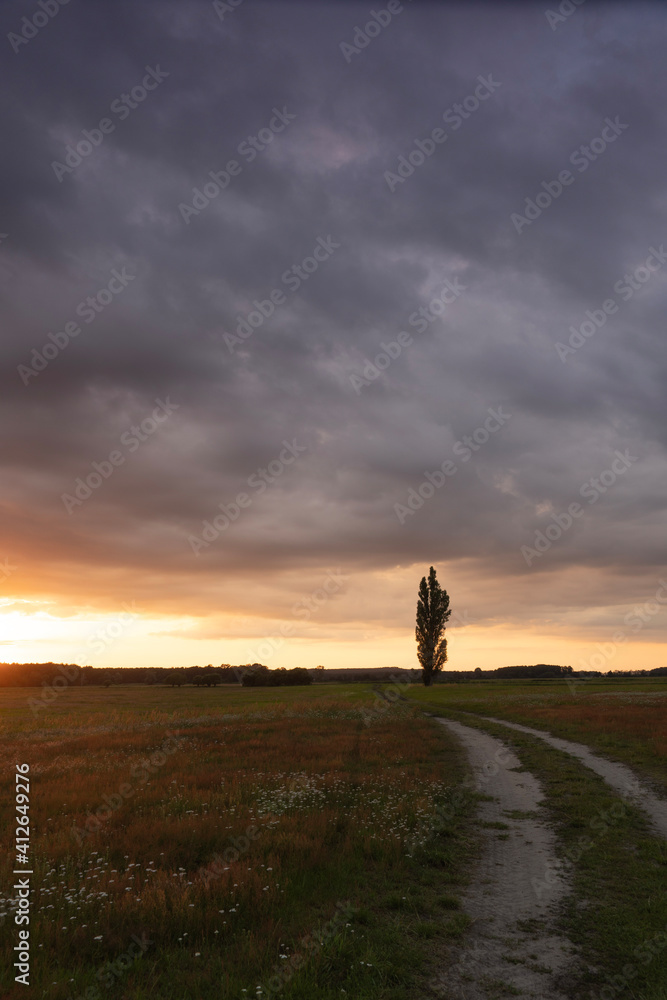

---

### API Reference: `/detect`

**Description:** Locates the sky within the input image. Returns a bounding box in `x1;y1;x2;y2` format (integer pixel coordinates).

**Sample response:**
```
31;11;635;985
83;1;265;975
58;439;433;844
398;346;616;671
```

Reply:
1;0;666;674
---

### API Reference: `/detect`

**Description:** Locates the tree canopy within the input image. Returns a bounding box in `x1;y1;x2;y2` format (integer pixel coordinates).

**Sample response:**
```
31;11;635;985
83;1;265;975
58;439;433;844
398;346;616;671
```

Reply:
415;566;452;686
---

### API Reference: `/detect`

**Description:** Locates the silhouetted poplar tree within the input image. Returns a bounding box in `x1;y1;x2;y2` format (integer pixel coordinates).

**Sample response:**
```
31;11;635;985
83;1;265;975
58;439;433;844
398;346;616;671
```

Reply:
415;566;451;686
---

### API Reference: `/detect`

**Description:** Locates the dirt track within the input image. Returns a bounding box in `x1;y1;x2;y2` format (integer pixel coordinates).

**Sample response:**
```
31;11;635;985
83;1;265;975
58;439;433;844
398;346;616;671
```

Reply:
433;718;576;1000
479;715;667;839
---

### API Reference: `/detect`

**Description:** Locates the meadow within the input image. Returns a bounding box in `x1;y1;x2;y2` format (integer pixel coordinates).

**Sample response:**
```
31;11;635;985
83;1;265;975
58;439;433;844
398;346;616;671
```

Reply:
408;677;667;1000
2;678;666;999
0;684;475;1000
408;676;667;792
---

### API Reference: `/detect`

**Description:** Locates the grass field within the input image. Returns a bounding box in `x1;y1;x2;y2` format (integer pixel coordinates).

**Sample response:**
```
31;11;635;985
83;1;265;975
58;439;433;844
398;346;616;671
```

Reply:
2;678;666;999
0;684;476;1000
409;677;667;793
408;679;667;1000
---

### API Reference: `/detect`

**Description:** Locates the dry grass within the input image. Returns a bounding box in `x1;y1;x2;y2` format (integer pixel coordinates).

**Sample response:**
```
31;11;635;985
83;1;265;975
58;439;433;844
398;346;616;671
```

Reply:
518;698;667;757
409;677;667;791
0;686;472;999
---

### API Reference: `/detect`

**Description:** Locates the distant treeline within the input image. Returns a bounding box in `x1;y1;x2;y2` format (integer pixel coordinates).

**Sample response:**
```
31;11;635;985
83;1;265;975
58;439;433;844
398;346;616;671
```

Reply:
311;667;422;683
0;660;665;688
0;661;313;687
438;664;667;681
466;664;572;679
239;665;312;687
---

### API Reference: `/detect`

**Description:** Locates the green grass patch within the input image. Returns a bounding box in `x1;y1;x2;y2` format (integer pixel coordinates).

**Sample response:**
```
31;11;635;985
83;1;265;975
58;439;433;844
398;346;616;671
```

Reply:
407;678;667;792
436;894;462;910
0;685;480;999
410;698;667;1000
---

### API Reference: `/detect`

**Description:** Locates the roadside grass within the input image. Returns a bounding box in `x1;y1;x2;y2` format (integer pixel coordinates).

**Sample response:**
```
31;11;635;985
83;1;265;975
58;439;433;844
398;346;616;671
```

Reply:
1;682;376;737
408;695;667;1000
0;685;479;999
407;679;667;793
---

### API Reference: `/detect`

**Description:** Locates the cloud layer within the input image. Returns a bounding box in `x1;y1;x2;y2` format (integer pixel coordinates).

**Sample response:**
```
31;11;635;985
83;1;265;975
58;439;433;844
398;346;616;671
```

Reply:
1;0;666;664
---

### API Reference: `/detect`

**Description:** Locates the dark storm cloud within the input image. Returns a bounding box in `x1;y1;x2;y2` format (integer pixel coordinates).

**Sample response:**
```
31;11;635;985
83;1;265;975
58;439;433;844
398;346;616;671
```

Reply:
1;0;667;625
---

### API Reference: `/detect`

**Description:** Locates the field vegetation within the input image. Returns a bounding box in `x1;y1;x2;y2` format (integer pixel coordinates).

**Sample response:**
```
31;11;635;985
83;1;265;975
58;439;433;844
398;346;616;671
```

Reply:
0;684;476;1000
3;677;666;998
408;679;667;1000
409;677;667;792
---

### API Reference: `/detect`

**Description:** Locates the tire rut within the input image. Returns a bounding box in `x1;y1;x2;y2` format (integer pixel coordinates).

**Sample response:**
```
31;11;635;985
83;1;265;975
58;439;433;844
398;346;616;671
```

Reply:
477;715;667;839
432;718;577;1000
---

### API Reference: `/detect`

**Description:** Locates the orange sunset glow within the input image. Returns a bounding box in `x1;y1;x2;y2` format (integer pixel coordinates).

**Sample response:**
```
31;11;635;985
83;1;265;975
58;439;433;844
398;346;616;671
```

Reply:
1;0;666;678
